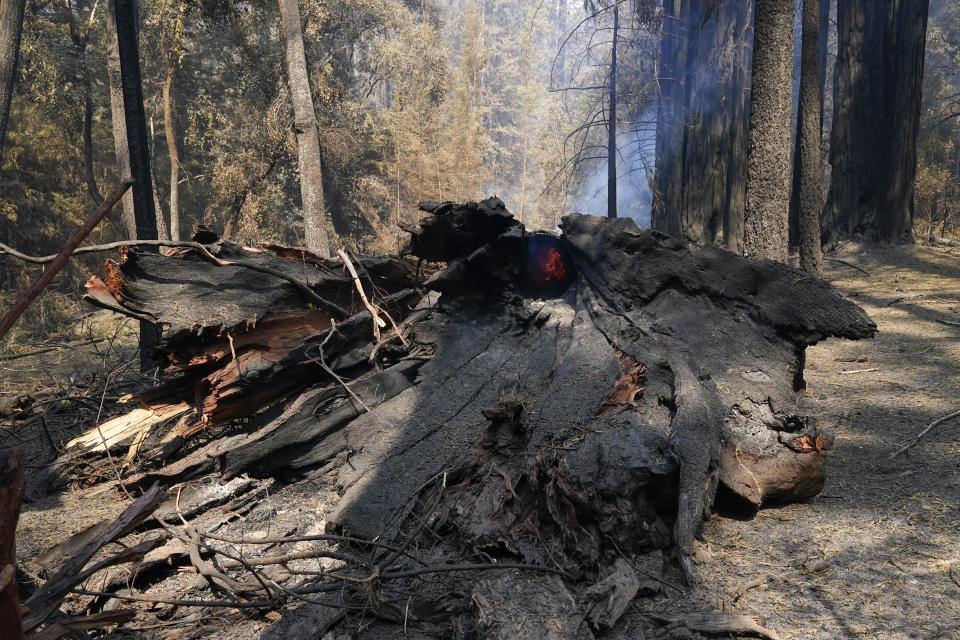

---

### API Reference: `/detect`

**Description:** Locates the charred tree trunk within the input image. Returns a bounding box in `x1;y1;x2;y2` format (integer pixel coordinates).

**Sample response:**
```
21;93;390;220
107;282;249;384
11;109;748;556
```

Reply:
652;0;752;251
106;0;136;238
817;0;830;133
794;0;823;276
0;0;26;166
278;0;332;257
113;0;161;372
82;199;875;583
823;0;930;244
743;0;795;262
607;0;618;219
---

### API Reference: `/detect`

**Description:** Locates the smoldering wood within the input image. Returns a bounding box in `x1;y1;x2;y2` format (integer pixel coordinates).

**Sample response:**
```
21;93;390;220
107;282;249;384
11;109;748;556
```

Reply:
25;197;878;635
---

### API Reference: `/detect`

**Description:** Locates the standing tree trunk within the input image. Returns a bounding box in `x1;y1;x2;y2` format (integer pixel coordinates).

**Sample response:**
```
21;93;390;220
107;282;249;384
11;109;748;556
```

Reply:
114;0;161;372
742;0;795;262
162;69;180;241
795;0;823;276
106;0;137;238
606;0;618;219
823;0;930;244
652;0;753;249
277;0;332;257
817;0;830;133
0;0;26;166
66;0;103;205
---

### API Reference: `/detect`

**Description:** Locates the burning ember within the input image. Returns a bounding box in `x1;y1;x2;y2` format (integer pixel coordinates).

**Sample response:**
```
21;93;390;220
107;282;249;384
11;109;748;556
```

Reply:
535;247;567;282
525;232;575;296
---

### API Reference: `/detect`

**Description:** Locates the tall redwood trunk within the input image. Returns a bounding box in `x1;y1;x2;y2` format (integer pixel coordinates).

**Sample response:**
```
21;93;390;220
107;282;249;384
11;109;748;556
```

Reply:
106;0;136;238
794;0;823;276
0;0;26;166
278;0;332;257
114;0;161;371
652;0;752;250
742;0;795;262
824;0;930;244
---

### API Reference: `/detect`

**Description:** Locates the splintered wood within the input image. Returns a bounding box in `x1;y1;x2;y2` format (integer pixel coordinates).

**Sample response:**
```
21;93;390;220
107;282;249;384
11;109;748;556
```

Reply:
24;196;878;638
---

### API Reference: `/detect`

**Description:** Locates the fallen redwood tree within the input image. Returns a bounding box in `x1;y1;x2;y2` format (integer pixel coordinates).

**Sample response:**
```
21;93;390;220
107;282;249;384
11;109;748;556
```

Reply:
44;197;874;634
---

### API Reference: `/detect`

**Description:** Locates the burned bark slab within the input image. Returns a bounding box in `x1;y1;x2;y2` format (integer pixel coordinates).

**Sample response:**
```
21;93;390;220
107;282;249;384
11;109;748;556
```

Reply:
68;199;874;591
78;238;425;460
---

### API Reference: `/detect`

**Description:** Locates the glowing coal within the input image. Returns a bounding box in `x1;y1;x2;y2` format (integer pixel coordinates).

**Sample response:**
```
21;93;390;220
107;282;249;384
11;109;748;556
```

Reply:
525;232;575;297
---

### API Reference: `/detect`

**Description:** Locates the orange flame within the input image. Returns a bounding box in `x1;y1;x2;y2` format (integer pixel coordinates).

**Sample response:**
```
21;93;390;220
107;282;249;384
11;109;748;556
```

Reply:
535;247;567;282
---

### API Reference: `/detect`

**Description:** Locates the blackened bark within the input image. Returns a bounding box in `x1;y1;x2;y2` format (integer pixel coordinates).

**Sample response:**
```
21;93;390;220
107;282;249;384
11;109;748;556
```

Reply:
114;0;161;371
824;0;930;244
652;0;752;251
817;0;829;132
0;0;26;166
106;0;136;238
607;0;618;219
743;0;795;262
796;0;823;276
278;0;332;257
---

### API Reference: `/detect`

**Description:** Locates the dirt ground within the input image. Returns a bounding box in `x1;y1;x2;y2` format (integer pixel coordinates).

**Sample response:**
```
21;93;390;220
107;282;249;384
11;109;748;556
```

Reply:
653;242;960;640
5;241;960;639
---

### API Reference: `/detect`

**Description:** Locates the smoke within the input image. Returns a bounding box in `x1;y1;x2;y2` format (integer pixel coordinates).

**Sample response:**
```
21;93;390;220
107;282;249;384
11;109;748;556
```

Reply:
569;107;657;228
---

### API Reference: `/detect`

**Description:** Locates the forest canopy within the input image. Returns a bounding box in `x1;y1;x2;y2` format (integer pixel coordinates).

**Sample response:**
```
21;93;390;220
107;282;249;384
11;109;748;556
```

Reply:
0;0;957;289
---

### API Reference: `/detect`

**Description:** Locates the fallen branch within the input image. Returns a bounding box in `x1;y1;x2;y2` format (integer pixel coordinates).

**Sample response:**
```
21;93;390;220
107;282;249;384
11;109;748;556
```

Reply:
0;338;106;362
930;236;959;247
338;249;386;339
29;610;137;640
644;612;782;640
824;256;871;276
888;409;960;460
0;180;132;342
0;239;207;264
22;483;166;631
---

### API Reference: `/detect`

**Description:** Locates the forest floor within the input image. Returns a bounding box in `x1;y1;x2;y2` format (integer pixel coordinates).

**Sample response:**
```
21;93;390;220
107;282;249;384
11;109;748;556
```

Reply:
645;242;960;640
4;240;960;639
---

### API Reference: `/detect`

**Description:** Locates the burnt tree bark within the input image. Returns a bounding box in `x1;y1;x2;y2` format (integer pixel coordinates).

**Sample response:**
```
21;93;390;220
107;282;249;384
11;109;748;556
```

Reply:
607;0;618;219
823;0;930;244
653;0;752;251
278;0;332;257
0;0;26;166
793;0;823;276
106;0;136;238
743;0;795;262
80;199;875;581
113;0;161;372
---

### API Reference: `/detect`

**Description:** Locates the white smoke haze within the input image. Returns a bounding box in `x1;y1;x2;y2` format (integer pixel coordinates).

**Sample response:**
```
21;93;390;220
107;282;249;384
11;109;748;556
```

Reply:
569;107;657;227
